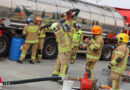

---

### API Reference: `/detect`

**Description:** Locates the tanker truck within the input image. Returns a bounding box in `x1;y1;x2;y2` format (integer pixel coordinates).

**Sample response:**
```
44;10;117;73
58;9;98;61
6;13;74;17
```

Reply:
0;0;125;60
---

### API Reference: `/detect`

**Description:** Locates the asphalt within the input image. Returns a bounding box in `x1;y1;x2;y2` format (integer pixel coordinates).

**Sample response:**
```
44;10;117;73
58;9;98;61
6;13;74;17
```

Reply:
0;55;129;90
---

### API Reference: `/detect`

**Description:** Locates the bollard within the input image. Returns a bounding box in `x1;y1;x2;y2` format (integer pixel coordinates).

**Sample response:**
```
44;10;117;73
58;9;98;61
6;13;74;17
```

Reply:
62;80;74;90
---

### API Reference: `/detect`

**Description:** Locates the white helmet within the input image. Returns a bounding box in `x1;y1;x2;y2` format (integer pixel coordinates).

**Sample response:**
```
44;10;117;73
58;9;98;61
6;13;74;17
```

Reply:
51;23;59;32
75;23;81;28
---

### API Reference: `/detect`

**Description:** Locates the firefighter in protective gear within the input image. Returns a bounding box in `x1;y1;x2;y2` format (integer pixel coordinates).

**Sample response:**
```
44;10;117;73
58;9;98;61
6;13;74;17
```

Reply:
61;9;80;64
35;17;45;63
60;9;80;41
108;33;129;90
18;18;39;64
51;22;72;77
82;25;104;80
70;23;83;64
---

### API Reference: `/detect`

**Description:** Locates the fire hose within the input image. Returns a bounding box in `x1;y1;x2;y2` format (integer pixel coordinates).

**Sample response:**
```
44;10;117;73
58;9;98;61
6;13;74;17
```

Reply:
2;77;62;85
0;73;111;90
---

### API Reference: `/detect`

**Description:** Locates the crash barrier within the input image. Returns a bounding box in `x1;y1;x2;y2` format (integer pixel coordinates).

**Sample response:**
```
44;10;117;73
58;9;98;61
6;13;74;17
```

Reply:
0;73;111;90
9;37;24;61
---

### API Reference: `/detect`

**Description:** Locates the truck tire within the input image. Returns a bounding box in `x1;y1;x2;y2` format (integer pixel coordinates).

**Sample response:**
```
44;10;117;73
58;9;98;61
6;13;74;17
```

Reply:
101;44;113;61
0;34;10;57
43;39;58;59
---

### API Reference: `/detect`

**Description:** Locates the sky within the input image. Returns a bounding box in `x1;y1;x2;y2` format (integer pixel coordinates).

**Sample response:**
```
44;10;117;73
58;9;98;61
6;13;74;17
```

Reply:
83;0;130;9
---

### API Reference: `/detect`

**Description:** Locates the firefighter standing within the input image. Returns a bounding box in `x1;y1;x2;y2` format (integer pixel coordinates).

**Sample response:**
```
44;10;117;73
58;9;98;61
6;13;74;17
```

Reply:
108;33;129;90
18;18;39;64
82;25;104;80
70;23;83;64
35;17;45;63
51;9;80;77
51;22;72;77
60;9;81;64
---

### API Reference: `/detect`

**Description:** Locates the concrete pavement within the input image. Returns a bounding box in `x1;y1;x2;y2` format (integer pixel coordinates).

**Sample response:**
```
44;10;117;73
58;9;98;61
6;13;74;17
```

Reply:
0;55;129;90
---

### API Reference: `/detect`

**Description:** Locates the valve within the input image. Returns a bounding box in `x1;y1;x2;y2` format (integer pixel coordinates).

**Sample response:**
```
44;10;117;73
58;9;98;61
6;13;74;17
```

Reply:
79;73;93;90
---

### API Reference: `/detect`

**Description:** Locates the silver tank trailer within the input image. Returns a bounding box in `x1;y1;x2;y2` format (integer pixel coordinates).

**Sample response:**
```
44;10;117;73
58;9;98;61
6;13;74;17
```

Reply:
0;0;124;36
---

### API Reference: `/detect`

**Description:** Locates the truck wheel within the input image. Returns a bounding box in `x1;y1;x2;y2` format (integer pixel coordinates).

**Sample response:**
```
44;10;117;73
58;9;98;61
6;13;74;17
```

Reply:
101;44;113;61
43;39;58;59
0;34;10;57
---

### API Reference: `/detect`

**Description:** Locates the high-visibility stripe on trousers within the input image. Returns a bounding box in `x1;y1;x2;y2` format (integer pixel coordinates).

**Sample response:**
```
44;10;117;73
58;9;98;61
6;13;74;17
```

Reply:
52;51;71;76
19;43;38;61
37;38;44;60
86;59;96;80
71;46;78;62
110;71;121;90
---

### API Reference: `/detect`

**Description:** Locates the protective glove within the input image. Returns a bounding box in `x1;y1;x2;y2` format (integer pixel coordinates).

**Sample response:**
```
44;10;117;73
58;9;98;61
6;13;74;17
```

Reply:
116;57;122;63
93;48;98;52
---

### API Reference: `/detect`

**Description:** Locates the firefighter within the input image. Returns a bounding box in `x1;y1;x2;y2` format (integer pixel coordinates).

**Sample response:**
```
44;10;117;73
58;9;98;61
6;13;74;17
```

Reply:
108;33;129;90
70;23;83;64
60;9;80;41
18;18;39;64
82;25;104;80
60;9;80;64
35;17;45;63
51;22;72;77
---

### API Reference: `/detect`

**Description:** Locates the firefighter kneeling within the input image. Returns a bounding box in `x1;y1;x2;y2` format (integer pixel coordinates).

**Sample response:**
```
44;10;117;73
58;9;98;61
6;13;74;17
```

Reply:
82;25;104;80
108;33;129;90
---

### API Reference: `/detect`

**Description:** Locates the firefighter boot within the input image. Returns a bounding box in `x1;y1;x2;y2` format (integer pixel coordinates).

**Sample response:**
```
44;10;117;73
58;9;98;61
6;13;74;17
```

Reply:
17;60;23;64
29;60;35;64
70;56;76;64
70;54;75;64
86;69;91;78
37;49;42;63
70;47;77;64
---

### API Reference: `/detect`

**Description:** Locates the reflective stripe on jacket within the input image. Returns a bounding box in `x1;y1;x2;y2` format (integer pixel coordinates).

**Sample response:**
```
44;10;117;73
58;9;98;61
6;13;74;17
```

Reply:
86;35;104;61
23;23;39;44
38;24;47;38
72;29;82;47
38;30;46;38
111;44;129;74
55;28;71;53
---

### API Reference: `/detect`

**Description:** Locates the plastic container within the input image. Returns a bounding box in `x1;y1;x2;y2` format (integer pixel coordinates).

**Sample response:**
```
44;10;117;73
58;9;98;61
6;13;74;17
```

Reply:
62;80;74;90
9;37;24;61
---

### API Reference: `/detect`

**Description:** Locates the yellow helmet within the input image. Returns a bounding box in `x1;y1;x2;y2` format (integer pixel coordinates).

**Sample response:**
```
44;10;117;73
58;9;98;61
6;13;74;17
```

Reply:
117;33;129;43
